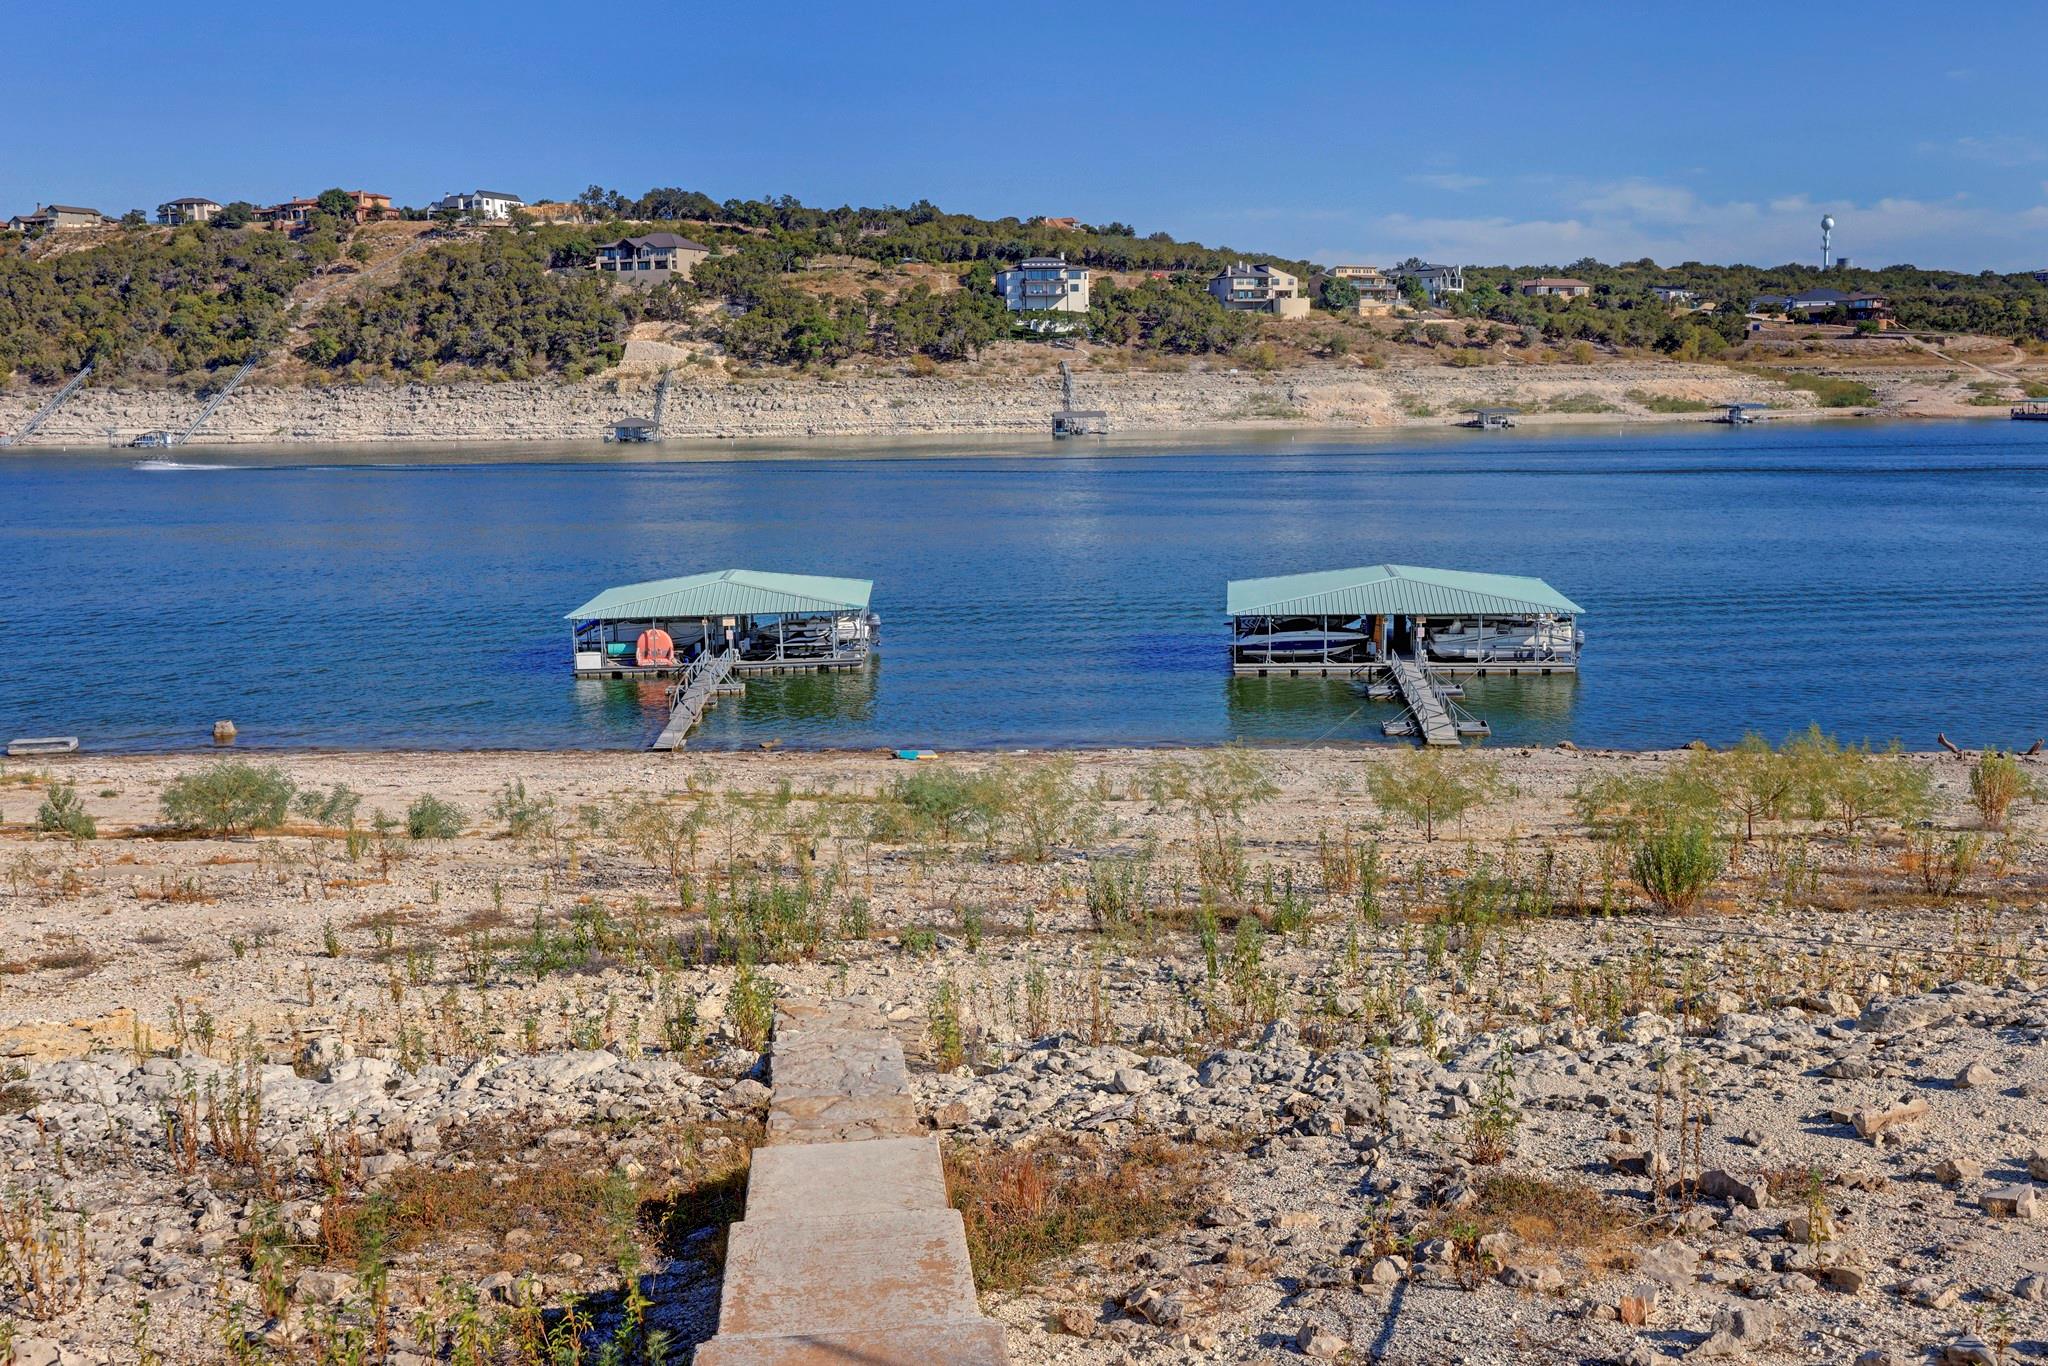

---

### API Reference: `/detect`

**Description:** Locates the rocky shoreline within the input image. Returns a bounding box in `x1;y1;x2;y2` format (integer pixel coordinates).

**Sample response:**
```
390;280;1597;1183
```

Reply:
0;361;1835;448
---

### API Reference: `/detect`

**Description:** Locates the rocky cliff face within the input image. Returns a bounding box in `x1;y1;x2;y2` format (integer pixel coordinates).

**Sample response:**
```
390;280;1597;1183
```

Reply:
0;362;1794;447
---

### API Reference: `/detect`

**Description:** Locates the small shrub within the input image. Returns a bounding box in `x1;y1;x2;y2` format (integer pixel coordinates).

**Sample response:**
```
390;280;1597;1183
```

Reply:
1630;819;1725;912
726;965;775;1051
405;794;466;840
1969;750;2038;830
159;762;295;834
488;780;555;838
294;783;361;828
34;784;95;841
1366;749;1505;842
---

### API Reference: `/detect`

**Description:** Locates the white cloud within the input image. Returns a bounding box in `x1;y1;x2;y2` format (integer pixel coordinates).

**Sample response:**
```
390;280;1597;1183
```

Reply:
1320;182;2047;271
1407;172;1487;192
1942;135;2044;166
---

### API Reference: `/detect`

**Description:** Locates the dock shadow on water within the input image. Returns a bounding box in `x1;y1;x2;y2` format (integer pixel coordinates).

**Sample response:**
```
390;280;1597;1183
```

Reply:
1225;672;1580;747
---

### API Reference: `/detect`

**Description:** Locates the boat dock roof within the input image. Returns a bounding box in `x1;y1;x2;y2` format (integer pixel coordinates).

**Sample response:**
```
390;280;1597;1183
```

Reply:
1226;563;1583;618
567;569;873;621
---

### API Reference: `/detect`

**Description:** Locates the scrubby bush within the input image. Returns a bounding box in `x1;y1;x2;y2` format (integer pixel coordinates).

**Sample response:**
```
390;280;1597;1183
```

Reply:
160;762;295;834
405;794;466;840
489;780;555;838
1630;819;1725;912
1969;750;2038;830
35;783;95;840
1367;749;1505;842
1784;727;1931;833
294;782;361;828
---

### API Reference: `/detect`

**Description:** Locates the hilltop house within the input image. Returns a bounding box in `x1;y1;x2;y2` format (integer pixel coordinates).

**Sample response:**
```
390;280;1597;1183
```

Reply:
1387;260;1465;305
7;204;107;232
262;191;396;231
1329;265;1402;314
1750;288;1893;326
995;255;1091;312
1651;284;1698;306
1209;262;1310;317
591;232;712;284
156;197;223;226
1035;216;1082;231
431;189;526;220
1517;277;1591;298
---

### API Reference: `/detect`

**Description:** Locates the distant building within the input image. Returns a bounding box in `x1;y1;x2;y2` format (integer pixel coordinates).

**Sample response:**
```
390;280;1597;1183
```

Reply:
1516;276;1591;298
156;197;223;226
1751;287;1893;326
6;203;108;232
1386;260;1465;304
1329;264;1402;313
431;189;526;221
1209;262;1310;317
261;191;396;231
995;254;1091;313
591;232;712;284
1651;284;1698;306
1035;216;1082;231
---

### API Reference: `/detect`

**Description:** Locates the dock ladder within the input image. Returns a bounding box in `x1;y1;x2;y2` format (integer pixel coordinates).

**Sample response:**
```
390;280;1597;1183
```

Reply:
1;362;93;447
167;351;263;446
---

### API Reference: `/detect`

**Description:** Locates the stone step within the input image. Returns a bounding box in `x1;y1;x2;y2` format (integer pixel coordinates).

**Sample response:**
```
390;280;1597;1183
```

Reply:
694;1321;1011;1366
714;1209;983;1339
766;1090;921;1144
745;1136;950;1223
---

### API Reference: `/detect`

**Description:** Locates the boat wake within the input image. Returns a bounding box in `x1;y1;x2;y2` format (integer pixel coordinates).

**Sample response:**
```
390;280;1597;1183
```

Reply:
131;459;232;471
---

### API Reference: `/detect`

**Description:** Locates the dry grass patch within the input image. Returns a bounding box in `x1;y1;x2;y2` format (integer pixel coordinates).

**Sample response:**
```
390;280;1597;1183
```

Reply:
1451;1173;1642;1274
946;1135;1211;1292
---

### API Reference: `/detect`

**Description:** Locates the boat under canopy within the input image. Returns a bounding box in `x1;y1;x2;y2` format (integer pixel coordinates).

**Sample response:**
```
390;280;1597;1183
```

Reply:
564;568;877;676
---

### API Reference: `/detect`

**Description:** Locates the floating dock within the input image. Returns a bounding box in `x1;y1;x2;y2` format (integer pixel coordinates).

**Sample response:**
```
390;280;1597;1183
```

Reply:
1377;658;1489;746
652;647;742;750
566;569;877;680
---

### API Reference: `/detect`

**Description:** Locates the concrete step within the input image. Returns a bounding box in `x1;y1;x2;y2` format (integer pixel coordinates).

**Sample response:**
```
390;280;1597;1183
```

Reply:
694;1320;1010;1366
714;1209;982;1339
745;1136;950;1223
765;1090;921;1144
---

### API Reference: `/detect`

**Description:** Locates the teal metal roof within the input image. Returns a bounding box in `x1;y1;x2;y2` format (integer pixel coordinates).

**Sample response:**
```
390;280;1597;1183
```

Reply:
566;570;873;621
1227;564;1583;618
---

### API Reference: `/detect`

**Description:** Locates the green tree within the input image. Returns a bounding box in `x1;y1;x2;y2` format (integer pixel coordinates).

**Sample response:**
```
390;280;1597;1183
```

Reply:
1318;276;1360;312
1367;750;1506;842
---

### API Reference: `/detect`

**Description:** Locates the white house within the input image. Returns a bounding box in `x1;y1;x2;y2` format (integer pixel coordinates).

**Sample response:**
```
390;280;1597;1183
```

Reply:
431;190;526;221
1387;260;1465;304
995;255;1091;313
1208;262;1310;317
156;197;223;226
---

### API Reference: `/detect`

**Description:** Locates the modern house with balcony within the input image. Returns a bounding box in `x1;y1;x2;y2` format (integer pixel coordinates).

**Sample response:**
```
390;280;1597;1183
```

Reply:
1387;260;1465;305
591;232;712;284
7;204;107;232
1516;277;1591;298
431;189;526;220
1329;264;1402;313
157;197;223;226
995;255;1091;313
1208;262;1310;317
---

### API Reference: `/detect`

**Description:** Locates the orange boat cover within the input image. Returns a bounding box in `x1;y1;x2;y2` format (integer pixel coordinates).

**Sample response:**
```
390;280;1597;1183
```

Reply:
635;629;676;668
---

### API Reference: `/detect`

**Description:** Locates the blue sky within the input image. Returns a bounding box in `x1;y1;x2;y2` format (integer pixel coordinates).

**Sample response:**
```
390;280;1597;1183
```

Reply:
11;0;2047;271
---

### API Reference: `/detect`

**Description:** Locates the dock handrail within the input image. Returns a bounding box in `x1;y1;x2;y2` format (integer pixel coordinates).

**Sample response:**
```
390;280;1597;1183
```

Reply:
666;645;738;711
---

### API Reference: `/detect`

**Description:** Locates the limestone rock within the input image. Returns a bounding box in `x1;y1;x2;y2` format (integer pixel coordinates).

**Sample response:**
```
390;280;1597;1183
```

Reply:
1296;1322;1347;1359
1689;1303;1784;1358
1979;1185;2039;1219
1852;1097;1928;1141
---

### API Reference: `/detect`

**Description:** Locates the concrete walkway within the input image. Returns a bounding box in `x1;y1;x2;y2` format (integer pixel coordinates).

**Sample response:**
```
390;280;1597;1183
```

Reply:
696;1000;1011;1365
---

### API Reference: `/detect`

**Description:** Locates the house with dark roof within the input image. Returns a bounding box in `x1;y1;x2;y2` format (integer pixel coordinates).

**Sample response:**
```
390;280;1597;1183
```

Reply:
1386;260;1466;305
995;254;1091;313
157;197;223;226
591;232;712;284
1209;262;1310;317
7;203;108;232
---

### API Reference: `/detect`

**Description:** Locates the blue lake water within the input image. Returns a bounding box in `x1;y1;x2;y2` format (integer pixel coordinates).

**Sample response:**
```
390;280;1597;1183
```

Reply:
4;420;2046;752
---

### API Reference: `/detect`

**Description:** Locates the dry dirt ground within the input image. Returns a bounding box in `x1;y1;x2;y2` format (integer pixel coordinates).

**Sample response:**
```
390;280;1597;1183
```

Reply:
0;745;2044;1364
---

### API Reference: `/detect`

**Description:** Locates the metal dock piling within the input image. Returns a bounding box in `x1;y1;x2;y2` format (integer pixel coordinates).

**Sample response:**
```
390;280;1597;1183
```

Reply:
652;647;740;751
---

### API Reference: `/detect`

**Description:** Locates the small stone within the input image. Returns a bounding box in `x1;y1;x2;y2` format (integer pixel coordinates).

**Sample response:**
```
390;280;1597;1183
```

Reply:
1617;1294;1652;1326
1933;1157;1984;1186
1701;1169;1764;1210
1979;1185;2040;1220
1296;1322;1347;1359
2014;1273;2046;1303
1940;1338;1997;1366
293;1268;357;1306
1905;1276;1959;1309
1824;1264;1869;1295
2026;1148;2048;1182
1121;1285;1183;1328
1638;1239;1699;1288
1273;1209;1320;1231
1053;1305;1095;1338
930;1100;969;1129
1111;1067;1153;1096
1497;1260;1564;1292
1852;1097;1929;1142
1364;1255;1405;1286
1953;1061;1996;1089
1689;1303;1784;1358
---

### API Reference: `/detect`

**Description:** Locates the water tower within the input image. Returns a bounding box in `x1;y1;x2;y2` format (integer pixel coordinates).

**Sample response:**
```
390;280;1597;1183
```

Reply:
1821;214;1835;270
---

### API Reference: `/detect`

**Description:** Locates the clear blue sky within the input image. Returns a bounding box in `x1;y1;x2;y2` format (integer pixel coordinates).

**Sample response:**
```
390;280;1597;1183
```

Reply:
12;0;2046;271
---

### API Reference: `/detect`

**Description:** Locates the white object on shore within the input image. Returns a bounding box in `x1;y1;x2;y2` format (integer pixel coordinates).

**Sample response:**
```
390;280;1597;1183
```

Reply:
7;736;79;756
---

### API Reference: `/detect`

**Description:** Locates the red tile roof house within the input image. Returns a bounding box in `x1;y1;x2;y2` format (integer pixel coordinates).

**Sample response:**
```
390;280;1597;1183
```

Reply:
261;191;397;231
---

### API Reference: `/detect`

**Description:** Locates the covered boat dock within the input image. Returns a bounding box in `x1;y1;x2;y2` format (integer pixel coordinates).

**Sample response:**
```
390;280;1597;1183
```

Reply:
566;569;876;679
1226;563;1584;676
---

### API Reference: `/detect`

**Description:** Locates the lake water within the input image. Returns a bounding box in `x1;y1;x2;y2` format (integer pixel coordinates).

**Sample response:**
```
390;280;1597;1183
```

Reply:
5;420;2046;753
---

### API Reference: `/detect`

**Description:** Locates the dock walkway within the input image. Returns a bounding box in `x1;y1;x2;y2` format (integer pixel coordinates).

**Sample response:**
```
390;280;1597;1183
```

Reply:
651;647;740;751
696;999;1010;1365
1387;658;1461;747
